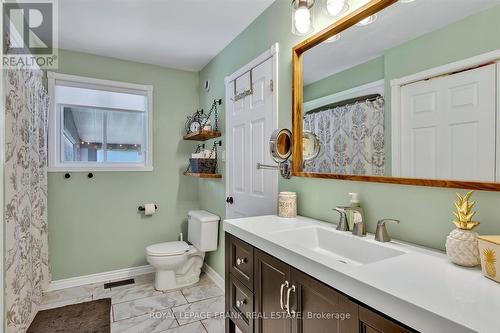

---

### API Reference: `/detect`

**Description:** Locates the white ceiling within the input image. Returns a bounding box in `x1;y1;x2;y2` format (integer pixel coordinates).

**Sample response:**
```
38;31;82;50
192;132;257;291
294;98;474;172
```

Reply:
304;0;500;85
59;0;275;72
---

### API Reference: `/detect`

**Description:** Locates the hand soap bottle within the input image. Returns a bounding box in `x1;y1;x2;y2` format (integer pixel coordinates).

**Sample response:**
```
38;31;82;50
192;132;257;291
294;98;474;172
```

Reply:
348;192;364;230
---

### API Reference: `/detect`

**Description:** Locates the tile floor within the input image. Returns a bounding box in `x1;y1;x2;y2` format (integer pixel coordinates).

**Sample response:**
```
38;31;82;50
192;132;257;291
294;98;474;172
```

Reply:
40;272;225;333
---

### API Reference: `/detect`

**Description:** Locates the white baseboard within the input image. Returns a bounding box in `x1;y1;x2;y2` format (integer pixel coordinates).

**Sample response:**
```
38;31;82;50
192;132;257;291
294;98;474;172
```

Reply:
45;262;225;292
202;263;224;290
44;264;155;292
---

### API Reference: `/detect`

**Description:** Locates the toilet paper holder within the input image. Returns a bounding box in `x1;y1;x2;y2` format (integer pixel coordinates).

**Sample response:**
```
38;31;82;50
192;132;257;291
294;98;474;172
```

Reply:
138;204;158;212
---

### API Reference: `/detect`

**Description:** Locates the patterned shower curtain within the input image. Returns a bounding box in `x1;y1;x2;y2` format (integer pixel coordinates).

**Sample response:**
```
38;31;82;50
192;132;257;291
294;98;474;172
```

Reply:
5;68;50;332
303;97;385;175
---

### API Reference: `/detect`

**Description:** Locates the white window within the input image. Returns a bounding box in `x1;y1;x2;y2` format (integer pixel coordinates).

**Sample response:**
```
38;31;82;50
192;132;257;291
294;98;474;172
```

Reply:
47;72;153;171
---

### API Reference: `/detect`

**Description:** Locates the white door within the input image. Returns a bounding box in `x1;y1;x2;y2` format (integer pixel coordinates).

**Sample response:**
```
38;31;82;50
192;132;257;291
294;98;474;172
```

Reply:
400;63;496;181
226;57;278;218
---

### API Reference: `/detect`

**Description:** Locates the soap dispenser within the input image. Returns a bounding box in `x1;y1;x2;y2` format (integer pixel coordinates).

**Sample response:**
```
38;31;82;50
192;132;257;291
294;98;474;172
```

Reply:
348;193;365;230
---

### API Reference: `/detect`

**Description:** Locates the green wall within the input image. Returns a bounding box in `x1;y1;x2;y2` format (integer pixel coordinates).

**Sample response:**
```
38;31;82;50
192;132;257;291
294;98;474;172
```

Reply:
48;50;200;280
47;3;500;280
303;56;384;102
199;1;500;277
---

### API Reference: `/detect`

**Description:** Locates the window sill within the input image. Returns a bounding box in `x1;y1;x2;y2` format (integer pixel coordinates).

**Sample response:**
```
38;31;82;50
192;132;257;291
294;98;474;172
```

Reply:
48;166;154;172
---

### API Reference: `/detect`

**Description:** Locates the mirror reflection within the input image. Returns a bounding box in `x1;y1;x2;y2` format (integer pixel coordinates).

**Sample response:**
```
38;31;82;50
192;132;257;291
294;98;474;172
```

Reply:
302;0;500;182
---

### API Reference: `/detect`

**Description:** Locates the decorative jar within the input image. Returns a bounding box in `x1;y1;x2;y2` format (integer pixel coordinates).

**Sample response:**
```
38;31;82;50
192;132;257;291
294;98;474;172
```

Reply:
278;192;297;218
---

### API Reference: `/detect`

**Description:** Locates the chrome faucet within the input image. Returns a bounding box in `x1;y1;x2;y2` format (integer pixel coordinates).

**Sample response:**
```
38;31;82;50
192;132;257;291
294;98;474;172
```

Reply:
333;207;349;231
375;219;400;242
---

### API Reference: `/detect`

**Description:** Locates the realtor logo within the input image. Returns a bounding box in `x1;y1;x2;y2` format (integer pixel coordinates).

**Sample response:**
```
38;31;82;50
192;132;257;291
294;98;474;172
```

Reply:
2;0;58;69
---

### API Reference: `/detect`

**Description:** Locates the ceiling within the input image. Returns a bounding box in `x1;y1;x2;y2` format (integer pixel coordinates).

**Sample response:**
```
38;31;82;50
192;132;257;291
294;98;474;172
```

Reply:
304;0;500;85
58;0;275;72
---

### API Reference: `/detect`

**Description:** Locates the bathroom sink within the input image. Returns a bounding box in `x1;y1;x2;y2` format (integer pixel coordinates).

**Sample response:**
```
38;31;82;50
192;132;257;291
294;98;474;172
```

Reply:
268;226;405;267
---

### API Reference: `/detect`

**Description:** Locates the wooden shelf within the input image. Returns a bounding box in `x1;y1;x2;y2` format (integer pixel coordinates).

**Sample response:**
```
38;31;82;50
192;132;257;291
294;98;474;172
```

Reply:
184;172;222;179
183;130;221;141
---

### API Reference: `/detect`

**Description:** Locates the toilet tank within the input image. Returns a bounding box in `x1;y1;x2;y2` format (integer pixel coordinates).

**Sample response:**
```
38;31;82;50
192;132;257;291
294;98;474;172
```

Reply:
188;210;220;252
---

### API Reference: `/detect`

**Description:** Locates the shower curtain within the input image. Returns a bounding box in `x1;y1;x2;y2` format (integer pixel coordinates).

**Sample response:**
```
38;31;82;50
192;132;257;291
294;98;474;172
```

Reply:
5;68;50;332
303;97;385;175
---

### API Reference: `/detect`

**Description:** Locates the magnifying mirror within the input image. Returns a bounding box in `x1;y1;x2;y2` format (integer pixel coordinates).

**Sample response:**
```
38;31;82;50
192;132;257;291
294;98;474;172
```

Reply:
302;131;320;162
270;129;292;163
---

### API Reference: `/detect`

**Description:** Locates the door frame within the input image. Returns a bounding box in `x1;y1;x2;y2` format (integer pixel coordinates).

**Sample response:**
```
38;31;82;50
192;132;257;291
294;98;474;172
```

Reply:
224;43;279;219
391;48;500;177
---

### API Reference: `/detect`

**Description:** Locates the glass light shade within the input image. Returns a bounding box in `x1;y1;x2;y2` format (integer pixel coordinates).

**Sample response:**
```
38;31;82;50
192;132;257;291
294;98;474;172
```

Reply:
356;14;377;26
292;0;315;36
324;33;341;43
326;0;348;17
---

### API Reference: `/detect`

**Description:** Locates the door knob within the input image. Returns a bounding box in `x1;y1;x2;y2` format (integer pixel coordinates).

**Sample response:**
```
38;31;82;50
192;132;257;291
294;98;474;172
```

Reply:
226;197;234;204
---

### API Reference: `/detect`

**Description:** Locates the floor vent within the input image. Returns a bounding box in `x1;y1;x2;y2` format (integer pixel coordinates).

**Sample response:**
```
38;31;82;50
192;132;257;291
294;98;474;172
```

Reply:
104;278;135;289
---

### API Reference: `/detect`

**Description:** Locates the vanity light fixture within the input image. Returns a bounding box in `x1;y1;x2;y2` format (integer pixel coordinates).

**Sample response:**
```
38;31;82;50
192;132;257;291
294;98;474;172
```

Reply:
355;14;377;26
292;0;315;36
326;0;349;17
324;33;341;43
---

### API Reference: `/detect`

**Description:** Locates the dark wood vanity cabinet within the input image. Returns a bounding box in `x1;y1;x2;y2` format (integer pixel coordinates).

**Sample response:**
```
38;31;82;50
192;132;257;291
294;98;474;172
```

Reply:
225;233;415;333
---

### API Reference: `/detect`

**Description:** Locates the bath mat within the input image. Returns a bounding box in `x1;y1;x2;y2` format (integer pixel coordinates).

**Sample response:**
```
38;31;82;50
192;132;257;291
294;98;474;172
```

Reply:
27;298;111;333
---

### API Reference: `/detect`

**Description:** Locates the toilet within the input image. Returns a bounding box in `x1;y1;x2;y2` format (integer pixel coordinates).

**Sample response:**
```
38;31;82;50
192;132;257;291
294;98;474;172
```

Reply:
146;210;220;291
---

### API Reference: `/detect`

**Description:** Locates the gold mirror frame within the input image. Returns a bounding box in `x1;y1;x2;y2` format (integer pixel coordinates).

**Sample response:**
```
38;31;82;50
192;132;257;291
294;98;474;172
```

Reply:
292;0;500;191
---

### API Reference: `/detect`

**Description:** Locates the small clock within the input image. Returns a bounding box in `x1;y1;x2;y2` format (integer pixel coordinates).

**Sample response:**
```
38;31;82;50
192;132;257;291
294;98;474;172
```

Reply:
189;121;201;133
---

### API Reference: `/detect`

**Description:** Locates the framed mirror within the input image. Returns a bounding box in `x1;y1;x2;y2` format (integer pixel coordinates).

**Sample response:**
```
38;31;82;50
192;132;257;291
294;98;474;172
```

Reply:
292;0;500;190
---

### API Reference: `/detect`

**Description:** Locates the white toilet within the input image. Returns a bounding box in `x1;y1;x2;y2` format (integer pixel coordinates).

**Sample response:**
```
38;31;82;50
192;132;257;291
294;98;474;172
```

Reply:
146;210;220;291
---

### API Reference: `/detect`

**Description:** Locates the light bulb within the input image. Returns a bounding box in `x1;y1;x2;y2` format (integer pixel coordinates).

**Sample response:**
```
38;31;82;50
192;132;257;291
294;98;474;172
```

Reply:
326;0;348;17
294;7;311;34
356;14;377;26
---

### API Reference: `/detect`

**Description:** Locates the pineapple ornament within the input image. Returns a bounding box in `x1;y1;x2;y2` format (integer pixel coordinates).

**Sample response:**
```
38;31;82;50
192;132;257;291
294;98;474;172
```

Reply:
482;248;497;278
445;191;481;267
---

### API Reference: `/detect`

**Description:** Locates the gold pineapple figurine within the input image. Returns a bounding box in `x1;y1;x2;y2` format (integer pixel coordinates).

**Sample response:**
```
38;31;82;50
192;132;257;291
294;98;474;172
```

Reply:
452;191;480;230
445;190;481;267
483;248;497;278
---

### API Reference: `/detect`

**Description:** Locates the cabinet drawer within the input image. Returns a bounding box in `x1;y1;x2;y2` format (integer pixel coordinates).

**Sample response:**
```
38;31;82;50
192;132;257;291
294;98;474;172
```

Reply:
229;274;254;333
359;306;414;333
229;235;254;289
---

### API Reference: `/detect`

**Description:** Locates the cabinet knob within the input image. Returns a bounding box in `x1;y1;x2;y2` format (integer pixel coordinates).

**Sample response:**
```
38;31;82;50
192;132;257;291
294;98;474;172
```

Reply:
236;299;246;308
226;196;234;204
236;257;247;266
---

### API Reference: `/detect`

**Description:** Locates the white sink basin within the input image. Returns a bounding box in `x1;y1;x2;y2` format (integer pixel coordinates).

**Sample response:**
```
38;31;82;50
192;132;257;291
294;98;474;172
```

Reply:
268;226;405;267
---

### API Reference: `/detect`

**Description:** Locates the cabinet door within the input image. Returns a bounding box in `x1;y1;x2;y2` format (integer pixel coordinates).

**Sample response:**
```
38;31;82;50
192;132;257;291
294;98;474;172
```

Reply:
290;268;358;333
254;249;291;333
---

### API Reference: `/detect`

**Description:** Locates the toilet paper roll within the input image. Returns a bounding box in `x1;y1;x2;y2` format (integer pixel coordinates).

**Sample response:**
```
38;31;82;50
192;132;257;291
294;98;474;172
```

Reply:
144;203;156;216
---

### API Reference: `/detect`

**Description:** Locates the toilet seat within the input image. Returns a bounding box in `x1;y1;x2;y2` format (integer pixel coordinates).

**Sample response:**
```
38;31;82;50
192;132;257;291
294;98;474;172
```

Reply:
146;241;189;256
